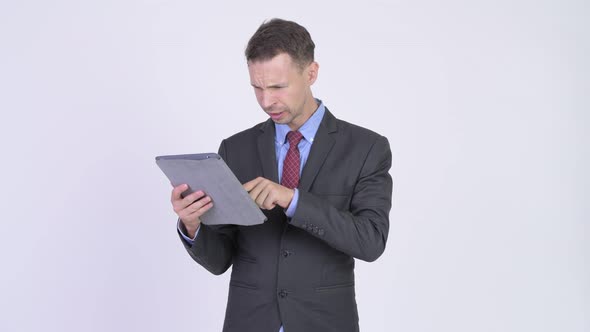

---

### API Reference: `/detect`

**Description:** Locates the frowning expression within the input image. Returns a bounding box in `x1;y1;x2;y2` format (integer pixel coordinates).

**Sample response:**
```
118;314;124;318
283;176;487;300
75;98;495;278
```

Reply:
248;53;318;131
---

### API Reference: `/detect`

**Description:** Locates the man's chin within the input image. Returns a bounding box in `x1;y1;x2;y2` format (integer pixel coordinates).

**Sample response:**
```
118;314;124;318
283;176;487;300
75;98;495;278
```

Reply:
269;113;291;124
271;119;288;125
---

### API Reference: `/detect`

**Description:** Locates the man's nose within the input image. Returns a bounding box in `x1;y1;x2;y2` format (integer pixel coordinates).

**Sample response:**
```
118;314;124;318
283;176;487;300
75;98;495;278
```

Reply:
259;90;275;109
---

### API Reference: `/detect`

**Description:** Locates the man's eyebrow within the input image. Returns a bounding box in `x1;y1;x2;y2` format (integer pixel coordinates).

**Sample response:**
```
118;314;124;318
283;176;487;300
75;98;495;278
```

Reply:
250;83;287;89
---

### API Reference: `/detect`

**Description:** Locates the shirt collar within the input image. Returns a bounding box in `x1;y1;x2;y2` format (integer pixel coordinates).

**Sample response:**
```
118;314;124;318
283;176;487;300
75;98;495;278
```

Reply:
275;99;326;145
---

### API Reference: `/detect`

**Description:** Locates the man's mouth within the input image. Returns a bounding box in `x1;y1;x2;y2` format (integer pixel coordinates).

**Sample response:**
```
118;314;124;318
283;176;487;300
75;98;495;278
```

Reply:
269;112;283;120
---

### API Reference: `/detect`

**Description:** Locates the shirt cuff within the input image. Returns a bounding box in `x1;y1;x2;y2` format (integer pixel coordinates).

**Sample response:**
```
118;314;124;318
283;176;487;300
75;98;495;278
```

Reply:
285;189;299;218
177;218;200;245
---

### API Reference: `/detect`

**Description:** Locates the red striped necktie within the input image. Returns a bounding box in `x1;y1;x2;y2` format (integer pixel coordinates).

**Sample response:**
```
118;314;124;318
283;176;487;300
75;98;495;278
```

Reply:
281;131;304;189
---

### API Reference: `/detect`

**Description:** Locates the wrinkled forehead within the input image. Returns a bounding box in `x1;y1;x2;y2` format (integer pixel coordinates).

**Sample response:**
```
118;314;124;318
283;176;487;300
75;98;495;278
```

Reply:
247;53;299;85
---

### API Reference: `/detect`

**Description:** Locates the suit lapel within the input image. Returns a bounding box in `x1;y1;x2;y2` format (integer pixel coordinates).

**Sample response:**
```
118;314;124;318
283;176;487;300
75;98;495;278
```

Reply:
299;109;338;192
257;119;279;183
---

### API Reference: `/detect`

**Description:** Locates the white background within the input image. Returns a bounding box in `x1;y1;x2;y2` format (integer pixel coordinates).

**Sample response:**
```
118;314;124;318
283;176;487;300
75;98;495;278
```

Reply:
0;0;588;331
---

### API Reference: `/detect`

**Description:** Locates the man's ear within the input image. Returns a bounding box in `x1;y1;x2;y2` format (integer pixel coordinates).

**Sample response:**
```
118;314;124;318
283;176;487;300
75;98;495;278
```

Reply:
306;61;319;85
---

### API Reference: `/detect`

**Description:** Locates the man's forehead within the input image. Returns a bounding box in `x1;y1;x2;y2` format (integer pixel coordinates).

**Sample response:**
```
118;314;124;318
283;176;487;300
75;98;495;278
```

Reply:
249;72;288;88
248;55;296;85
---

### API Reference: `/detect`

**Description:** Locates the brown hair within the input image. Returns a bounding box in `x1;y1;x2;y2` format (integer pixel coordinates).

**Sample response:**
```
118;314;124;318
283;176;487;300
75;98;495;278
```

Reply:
245;18;315;70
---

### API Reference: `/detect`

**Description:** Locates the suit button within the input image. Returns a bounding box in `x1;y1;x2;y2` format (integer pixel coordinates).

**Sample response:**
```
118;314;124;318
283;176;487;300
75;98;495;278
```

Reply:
279;290;288;298
282;250;291;257
318;229;325;236
312;227;319;234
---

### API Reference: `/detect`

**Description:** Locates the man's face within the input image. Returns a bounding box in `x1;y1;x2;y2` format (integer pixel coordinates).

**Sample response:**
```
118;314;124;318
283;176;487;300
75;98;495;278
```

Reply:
248;53;317;131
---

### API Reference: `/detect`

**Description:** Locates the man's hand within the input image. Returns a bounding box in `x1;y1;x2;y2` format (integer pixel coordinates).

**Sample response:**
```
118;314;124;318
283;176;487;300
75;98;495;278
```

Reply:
243;177;295;210
171;184;213;238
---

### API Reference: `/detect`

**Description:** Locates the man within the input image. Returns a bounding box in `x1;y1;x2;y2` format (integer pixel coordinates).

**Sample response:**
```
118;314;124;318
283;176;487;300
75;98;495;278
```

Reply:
171;18;392;332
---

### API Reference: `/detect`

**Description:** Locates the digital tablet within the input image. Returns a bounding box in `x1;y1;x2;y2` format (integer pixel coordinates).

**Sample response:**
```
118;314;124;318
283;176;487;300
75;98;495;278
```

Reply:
156;153;266;226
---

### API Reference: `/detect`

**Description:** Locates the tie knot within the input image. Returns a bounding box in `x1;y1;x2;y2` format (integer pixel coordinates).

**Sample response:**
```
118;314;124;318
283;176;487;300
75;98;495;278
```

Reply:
286;131;303;146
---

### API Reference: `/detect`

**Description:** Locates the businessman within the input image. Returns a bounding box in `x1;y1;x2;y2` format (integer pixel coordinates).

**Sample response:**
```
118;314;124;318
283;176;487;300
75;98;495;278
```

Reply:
171;18;392;332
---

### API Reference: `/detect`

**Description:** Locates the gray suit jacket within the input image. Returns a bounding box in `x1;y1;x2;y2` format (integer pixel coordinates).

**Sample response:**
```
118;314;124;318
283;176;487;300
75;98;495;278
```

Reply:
180;109;392;332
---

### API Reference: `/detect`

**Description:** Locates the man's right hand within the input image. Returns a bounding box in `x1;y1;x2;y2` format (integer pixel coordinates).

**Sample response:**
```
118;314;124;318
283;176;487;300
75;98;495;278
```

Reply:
171;184;213;238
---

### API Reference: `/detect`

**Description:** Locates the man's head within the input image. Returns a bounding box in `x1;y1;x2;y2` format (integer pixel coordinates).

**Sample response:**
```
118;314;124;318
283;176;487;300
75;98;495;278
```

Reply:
245;18;320;131
245;18;315;71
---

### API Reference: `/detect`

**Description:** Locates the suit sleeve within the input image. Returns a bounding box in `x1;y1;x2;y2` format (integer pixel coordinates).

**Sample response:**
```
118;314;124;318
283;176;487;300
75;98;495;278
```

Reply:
290;135;393;262
178;139;238;275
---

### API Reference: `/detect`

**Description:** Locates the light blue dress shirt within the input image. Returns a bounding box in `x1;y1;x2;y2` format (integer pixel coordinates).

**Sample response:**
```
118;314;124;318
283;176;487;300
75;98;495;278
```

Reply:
275;99;325;218
178;100;326;332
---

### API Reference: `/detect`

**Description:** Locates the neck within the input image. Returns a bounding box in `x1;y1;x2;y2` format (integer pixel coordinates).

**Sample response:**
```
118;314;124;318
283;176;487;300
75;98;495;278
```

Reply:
288;96;319;131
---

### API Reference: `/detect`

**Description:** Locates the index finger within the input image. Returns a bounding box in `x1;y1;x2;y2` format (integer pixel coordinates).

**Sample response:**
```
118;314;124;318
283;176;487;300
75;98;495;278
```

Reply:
171;184;189;201
243;177;265;192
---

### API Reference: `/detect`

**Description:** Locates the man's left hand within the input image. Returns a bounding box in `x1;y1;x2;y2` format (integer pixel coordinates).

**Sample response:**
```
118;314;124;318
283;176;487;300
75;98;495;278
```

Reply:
243;177;294;210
